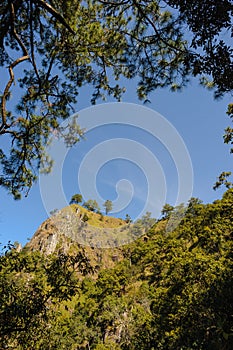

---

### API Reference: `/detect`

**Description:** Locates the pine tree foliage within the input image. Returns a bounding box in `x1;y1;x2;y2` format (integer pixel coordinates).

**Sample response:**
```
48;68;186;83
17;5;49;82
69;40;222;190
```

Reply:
0;0;232;198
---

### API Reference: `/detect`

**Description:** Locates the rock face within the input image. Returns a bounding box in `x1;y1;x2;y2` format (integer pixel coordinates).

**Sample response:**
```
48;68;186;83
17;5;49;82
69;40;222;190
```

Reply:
26;205;129;268
27;217;66;254
27;205;134;254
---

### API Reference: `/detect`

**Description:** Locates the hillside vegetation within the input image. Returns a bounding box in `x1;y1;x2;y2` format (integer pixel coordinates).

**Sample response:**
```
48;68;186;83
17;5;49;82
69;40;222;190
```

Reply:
69;204;126;229
0;190;232;349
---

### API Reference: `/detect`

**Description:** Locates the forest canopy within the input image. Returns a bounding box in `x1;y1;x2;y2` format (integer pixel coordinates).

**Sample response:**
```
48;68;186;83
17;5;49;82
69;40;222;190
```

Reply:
0;189;232;349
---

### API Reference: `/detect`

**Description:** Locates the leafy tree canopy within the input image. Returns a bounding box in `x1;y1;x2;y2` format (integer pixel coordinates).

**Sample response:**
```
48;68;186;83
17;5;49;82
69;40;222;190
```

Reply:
83;199;100;212
0;0;232;198
161;203;174;218
0;244;93;349
70;193;83;204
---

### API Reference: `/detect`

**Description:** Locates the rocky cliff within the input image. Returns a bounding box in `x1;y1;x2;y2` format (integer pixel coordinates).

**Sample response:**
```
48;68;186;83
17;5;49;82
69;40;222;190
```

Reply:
26;204;132;269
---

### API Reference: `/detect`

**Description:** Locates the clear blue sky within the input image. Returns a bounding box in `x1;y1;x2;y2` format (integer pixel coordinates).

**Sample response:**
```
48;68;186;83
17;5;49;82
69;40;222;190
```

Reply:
0;77;232;246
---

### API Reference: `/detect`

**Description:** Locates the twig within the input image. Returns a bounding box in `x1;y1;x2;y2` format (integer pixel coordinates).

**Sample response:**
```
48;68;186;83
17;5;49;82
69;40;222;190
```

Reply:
29;0;41;89
132;0;187;54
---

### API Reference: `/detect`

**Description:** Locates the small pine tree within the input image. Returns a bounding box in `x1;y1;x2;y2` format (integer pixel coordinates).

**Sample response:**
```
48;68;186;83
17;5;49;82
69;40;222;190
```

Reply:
103;200;113;215
125;214;132;223
161;203;174;219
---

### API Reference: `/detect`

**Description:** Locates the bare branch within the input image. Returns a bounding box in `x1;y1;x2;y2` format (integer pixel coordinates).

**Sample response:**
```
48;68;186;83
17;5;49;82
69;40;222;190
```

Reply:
8;1;28;56
1;55;29;130
1;1;30;130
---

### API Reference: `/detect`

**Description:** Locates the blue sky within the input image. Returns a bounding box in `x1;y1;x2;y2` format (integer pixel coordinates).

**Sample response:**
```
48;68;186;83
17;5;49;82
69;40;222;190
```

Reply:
0;77;232;246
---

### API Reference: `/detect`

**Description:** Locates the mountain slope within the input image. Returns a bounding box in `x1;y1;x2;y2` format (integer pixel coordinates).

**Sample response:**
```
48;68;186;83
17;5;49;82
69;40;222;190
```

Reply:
1;190;232;349
26;204;129;269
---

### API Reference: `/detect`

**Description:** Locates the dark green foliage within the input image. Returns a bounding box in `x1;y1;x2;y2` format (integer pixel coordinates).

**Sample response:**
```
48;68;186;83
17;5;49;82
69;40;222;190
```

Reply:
1;190;233;349
214;104;233;191
0;245;93;349
224;103;233;154
166;0;233;97
161;203;174;218
125;214;132;223
70;193;83;204
0;0;232;198
82;213;89;222
214;171;233;190
83;199;100;213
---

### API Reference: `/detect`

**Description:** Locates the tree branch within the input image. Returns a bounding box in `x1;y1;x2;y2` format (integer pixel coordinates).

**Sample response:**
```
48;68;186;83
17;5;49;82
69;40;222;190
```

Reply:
97;0;130;5
29;0;41;89
35;0;76;35
8;1;28;56
1;55;29;131
132;0;187;54
0;1;30;131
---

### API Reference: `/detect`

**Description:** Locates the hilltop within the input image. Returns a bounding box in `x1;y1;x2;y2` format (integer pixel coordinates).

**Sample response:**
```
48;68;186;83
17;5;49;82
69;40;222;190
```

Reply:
27;204;127;250
26;203;130;269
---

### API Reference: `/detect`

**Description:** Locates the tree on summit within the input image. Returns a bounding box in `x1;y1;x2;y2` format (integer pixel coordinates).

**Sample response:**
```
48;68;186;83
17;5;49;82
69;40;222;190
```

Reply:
103;200;113;215
161;203;174;219
125;214;132;223
83;199;100;213
70;193;83;205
